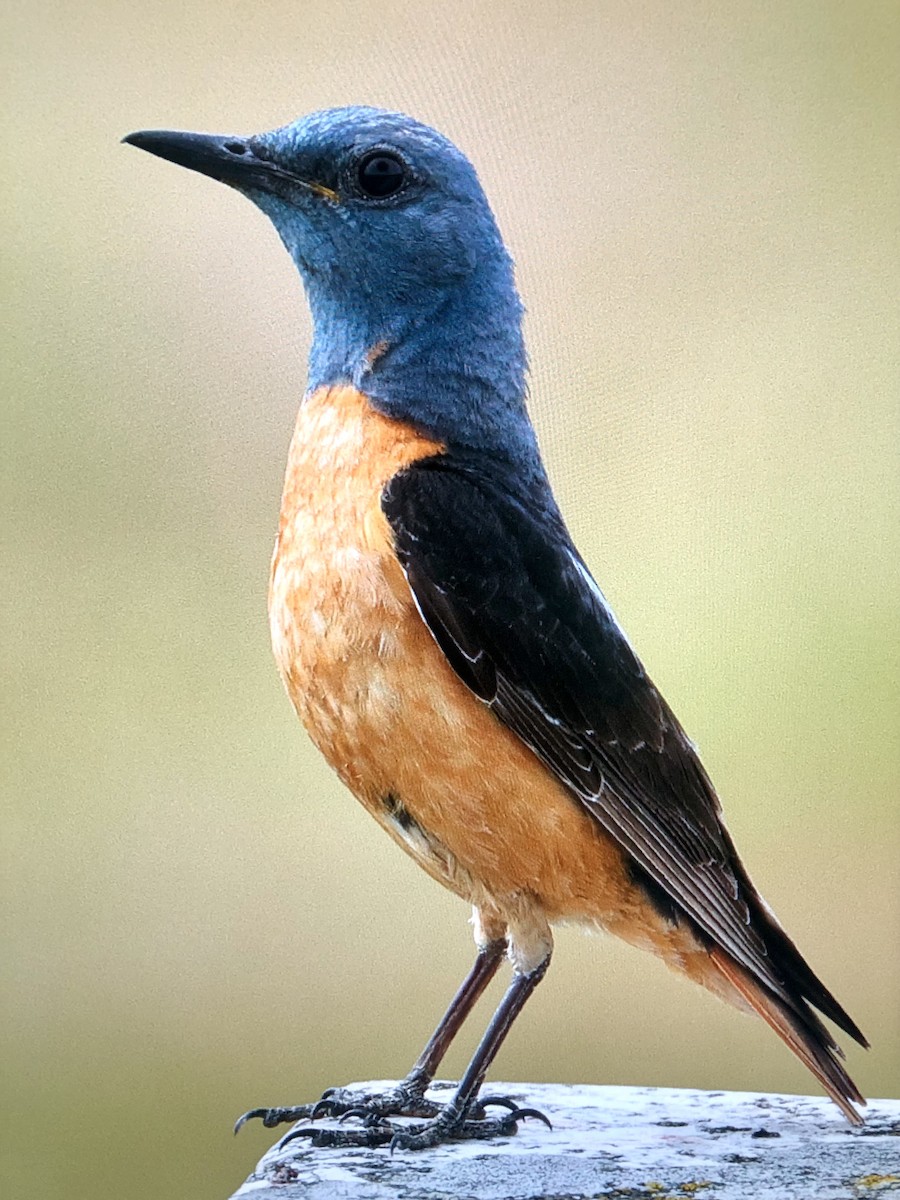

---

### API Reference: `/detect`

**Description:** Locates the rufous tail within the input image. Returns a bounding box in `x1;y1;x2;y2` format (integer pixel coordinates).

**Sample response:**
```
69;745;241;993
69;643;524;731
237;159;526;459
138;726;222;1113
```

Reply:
710;946;867;1125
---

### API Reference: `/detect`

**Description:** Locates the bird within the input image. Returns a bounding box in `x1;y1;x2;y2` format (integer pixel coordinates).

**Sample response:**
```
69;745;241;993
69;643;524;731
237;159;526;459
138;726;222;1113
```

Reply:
123;106;868;1151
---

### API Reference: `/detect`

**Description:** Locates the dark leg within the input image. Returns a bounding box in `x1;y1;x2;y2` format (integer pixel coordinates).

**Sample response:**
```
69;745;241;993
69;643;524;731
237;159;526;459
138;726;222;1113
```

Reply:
409;935;509;1082
280;955;552;1151
235;937;507;1133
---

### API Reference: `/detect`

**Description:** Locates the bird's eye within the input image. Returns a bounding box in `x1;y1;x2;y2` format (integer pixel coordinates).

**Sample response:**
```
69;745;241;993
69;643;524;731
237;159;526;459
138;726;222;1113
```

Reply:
356;151;407;199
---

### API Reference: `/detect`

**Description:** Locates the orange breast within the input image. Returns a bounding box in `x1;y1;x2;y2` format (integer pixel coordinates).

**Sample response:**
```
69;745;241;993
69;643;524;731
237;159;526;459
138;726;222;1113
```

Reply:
268;383;445;796
268;385;712;979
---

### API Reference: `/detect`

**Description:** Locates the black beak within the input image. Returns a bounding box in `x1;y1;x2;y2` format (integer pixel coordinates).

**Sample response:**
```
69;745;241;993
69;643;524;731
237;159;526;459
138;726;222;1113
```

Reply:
122;129;332;201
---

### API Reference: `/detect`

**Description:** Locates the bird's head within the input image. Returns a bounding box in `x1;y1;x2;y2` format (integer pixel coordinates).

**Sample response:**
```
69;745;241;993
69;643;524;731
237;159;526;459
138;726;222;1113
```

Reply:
125;106;535;462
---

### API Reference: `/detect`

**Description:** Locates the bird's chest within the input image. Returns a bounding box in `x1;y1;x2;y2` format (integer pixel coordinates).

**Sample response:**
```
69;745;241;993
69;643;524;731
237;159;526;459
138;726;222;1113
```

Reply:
268;385;443;795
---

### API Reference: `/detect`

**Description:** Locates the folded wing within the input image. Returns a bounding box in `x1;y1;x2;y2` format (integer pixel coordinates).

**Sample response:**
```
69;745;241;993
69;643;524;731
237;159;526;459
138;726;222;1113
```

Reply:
382;450;866;1118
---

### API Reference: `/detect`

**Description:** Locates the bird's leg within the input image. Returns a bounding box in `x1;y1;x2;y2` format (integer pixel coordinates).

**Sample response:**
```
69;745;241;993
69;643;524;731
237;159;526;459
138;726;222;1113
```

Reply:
311;935;508;1121
234;936;506;1134
278;954;552;1151
399;934;509;1102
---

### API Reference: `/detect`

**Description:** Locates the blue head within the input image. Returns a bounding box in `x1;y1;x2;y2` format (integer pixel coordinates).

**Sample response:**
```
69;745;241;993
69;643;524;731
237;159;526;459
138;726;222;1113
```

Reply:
125;107;539;467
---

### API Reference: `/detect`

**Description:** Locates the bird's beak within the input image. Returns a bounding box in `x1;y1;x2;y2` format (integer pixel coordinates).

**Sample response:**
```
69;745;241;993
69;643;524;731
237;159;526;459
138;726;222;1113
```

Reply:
122;129;338;203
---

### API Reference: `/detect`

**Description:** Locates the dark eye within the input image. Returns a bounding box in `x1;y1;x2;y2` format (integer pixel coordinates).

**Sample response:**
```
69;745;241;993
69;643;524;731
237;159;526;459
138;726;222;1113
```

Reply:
357;151;407;198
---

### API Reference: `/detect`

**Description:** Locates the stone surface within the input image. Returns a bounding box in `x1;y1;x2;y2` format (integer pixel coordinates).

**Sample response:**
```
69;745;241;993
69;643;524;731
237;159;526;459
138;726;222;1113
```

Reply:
229;1081;900;1200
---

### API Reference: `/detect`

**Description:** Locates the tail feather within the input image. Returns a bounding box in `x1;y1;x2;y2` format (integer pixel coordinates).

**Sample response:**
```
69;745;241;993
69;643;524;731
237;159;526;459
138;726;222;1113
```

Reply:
721;828;870;1051
710;946;866;1125
756;916;869;1049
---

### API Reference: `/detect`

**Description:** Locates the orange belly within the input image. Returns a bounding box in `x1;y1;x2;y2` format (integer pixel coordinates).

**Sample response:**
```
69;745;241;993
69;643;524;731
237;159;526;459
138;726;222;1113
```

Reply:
268;385;718;983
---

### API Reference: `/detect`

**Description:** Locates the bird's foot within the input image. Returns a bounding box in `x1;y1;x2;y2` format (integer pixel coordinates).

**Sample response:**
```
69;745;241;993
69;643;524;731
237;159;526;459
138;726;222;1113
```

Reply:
234;1076;439;1136
388;1100;551;1152
276;1094;551;1152
234;1104;319;1133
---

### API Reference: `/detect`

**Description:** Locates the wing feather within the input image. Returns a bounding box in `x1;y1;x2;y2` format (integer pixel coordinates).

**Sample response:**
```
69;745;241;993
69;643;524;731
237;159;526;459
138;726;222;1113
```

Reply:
383;451;865;1048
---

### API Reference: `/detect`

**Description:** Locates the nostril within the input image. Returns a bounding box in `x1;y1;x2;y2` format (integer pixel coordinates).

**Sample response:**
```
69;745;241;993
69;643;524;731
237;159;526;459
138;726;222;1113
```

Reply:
224;141;247;156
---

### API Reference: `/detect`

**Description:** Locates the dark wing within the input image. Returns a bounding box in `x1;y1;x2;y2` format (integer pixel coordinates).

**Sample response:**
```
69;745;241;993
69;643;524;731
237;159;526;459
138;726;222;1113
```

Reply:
383;451;864;1042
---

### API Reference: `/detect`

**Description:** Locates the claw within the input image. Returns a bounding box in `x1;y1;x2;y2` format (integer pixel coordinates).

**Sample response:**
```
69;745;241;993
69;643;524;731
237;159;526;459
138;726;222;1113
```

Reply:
311;1099;336;1120
337;1106;371;1124
234;1106;314;1134
233;1108;268;1135
278;1126;330;1150
478;1095;520;1113
508;1105;553;1130
278;1124;393;1150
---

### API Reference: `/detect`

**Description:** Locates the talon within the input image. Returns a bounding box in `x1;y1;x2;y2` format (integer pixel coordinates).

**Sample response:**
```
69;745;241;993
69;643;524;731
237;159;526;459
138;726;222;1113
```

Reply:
311;1099;336;1119
233;1108;267;1135
509;1105;553;1129
278;1126;325;1150
234;1106;314;1134
337;1106;370;1124
478;1095;520;1113
278;1123;393;1150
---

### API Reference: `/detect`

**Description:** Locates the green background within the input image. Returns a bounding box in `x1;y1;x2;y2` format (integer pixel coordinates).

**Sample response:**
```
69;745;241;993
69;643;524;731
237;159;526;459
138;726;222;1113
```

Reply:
4;2;898;1198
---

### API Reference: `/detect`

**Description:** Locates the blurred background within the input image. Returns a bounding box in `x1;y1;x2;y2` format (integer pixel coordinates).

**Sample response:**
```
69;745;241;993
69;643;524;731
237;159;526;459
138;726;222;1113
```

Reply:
3;1;898;1197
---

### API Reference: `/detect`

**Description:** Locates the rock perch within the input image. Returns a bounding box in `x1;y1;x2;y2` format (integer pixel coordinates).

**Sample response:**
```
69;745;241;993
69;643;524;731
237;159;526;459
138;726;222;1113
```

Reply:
228;1082;899;1199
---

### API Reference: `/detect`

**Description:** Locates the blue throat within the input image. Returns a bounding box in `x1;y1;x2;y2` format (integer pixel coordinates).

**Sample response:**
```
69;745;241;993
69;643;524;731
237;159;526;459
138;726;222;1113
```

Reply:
303;250;542;471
